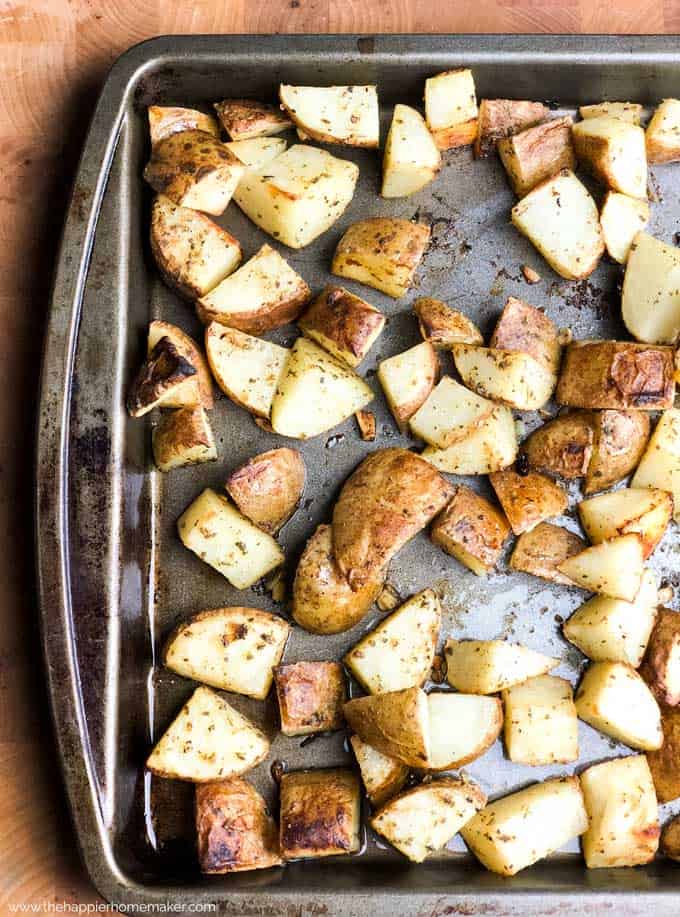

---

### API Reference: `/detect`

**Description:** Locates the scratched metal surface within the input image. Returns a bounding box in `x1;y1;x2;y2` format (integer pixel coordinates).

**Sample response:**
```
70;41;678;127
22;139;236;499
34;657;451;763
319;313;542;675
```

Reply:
37;35;680;913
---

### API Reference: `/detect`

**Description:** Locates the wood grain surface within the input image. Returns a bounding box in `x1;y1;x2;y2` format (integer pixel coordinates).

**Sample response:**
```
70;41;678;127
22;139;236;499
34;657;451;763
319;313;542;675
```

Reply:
0;0;675;908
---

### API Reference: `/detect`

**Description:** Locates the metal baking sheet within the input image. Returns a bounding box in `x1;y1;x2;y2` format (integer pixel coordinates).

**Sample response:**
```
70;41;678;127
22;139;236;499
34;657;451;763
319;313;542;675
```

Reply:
36;34;680;913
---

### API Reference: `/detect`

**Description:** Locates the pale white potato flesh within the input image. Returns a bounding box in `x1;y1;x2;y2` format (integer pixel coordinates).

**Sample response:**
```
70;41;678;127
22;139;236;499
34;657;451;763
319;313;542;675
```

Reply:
461;776;588;877
152;406;217;473
579;101;642;124
622;231;680;344
572;115;647;198
344;589;441;694
409;376;494;449
148;106;220;146
427;693;503;770
225;137;287;169
632;409;680;521
146;686;269;781
599;192;649;264
349;735;408;807
556;533;645;601
422;403;518;475
452;344;556;411
575;661;662;751
425;69;478;150
580;755;660;868
279;84;379;147
148;320;214;409
511;169;604;280
563;569;658;667
502;675;578;765
646;98;680;163
377;341;439;430
371;778;486;863
444;639;558;695
578;487;673;559
163;607;290;699
382;104;441;198
234;144;359;249
177;489;284;589
205;322;289;418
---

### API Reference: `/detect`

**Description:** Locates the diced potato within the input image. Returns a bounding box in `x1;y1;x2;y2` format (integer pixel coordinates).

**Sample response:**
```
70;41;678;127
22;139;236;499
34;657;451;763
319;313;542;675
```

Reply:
425;69;478;150
622;231;680;345
632;410;680;521
427;693;503;770
510;522;585;585
343;686;431;768
489;296;561;374
382;104;441;197
298;285;385;368
197;244;311;333
498;116;576;197
475;99;549;158
279;769;361;860
430;484;510;575
372;778;486;863
204;322;288;418
147;320;214;409
355;409;376;441
344;589;441;694
146;686;269;781
444;639;558;695
177;488;284;589
148;105;220;146
557;534;645;601
580;101;642;123
563;570;658;667
214;99;292;140
163;607;289;699
279;84;379;147
511;169;604;280
413;297;483;348
523;412;594;480
226;137;287;169
575;661;662;750
225;447;305;535
422;403;518;475
600;192;649;264
452;345;556;411
409;376;494;449
489;470;567;535
646;98;680;163
332;217;430;298
662;814;680;861
579;488;673;558
378;342;439;430
274;661;346;736
502;675;578;765
580;755;659;868
349;735;408;807
234;144;359;249
646;706;680;803
573;115;647;198
153;406;217;472
639;607;680;707
461;776;588;877
584;409;651;495
127;337;198;417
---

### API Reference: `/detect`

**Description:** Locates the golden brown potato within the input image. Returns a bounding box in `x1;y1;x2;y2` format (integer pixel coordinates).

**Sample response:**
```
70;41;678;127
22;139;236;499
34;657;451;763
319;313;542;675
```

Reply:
148;320;214;409
425;69;478;150
274;661;346;736
349;735;408;807
355;409;376;441
148;105;220;146
662;814;680;861
279;769;361;860
452;344;557;411
332;448;455;591
572;116;647;199
298;285;385;368
127;336;198;417
578;487;673;559
214;99;292;140
413;297;483;349
196;778;282;873
575;661;662;750
646;99;680;164
152;406;217;472
522;411;595;480
280;84;379;148
489;469;567;535
646;706;680;803
640;608;680;707
497;116;575;197
445;639;558;695
430;484;510;575
377;342;439;431
489;296;561;374
558;534;645;602
509;522;585;585
556;340;675;411
292;524;385;635
474;99;549;158
584;409;651;494
343;686;430;768
224;447;305;535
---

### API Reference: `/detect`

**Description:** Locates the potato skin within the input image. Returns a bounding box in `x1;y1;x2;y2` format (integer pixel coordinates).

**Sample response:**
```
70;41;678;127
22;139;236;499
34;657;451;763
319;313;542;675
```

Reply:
489;469;567;535
225;447;305;534
522;412;594;480
640;608;680;707
274;661;346;736
148;320;214;409
498;116;575;196
214;99;292;140
646;706;680;803
489;296;561;374
475;99;549;158
127;337;197;417
148;106;220;146
279;769;360;860
662;814;680;861
430;484;510;573
152;406;216;472
584;409;651;494
343;686;430;767
510;522;585;585
413;297;483;348
298;285;385;367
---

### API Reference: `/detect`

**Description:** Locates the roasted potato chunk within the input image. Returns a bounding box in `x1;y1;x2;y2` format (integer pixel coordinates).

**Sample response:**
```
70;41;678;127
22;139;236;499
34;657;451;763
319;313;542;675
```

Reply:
279;769;361;860
413;297;483;348
343;686;431;767
502;675;578;765
498;116;576;197
377;342;439;431
225;447;305;535
214;99;292;140
148;105;220;146
646;706;680;803
299;285;385;368
632;409;680;521
355;409;376;441
410;376;494;449
600;191;649;264
509;522;585;585
152;406;217;472
489;469;567;535
572;115;647;198
557;534;645;601
662;814;680;861
475;99;549;158
425;68;478;150
444;639;558;695
452;344;557;411
430;484;510;575
579;487;672;559
279;84;379;147
427;693;503;770
622;231;680;345
422;403;518;475
579;101;642;124
522;411;594;480
646;98;680;163
226;136;287;169
127;336;198;417
349;735;408;807
382;103;441;197
274;661;346;736
490;296;561;374
148;320;214;409
640;607;680;707
585;409;651;494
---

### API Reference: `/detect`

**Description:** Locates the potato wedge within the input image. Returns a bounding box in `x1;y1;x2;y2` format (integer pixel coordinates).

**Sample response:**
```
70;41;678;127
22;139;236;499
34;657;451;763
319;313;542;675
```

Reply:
279;84;379;147
510;522;585;585
349;735;408;807
639;607;680;707
274;661;346;736
584;409;651;495
579;488;672;559
146;686;269;781
556;340;675;411
579;101;642;124
226;137;287;169
150;195;242;300
344;589;441;694
196;778;282;873
580;755;659;868
343;686;431;768
292;525;385;635
498;116;576;197
163;607;289;699
575;661;662;750
511;169;604;280
489;296;561;374
143;130;245;215
234;144;359;249
573;115;647;198
646;706;680;803
148;320;214;409
413;297;483;348
622;231;680;345
430;484;510;575
425;69;478;150
475;99;549;158
422;403;518;475
632;410;680;521
214;99;292;140
563;570;658;667
600;192;649;264
177;488;284;589
372;778;486;863
332;217;430;299
148;105;220;146
409;376;495;449
522;411;594;480
662;814;680;861
279;769;361;860
152;406;217;472
452;345;557;411
204;323;288;418
461;776;587;877
298;285;385;368
196;244;311;333
332;448;454;591
225;447;305;535
427;693;503;770
646;98;680;163
378;342;439;430
382;104;441;197
270;337;373;440
489;470;567;535
444;639;558;695
502;675;578;765
557;534;645;601
127;336;198;417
